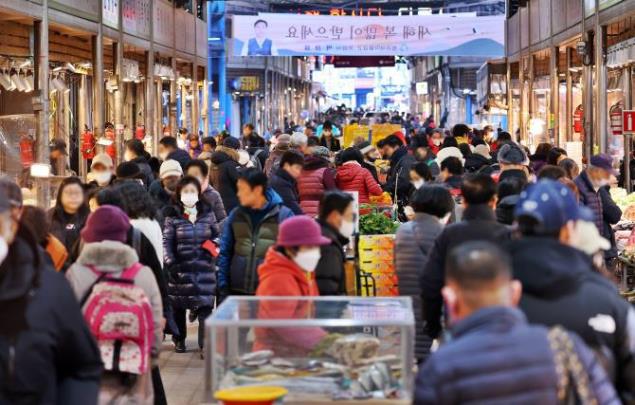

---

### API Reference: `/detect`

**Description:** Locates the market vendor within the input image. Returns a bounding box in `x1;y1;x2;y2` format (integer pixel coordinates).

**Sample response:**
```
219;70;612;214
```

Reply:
254;215;331;355
574;154;622;268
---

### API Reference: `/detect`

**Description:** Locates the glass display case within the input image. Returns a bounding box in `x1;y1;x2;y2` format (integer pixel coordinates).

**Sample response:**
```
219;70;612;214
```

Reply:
205;296;415;404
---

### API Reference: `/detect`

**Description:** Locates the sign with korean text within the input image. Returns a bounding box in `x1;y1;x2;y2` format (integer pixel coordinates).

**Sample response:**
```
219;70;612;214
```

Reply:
231;13;504;57
103;0;119;29
623;110;635;133
233;76;261;92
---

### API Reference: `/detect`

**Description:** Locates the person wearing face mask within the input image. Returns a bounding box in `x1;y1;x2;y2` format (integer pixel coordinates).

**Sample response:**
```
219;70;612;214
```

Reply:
0;184;103;404
124;139;155;188
186;159;226;230
414;241;618;405
335;148;383;205
319;120;341;152
312;192;354;296
427;129;444;155
87;153;115;188
254;215;331;355
158;136;191;170
404;163;434;220
509;180;635;402
149;160;183;227
574;154;622;267
163;176;219;355
354;140;380;182
48;177;90;270
396;185;453;362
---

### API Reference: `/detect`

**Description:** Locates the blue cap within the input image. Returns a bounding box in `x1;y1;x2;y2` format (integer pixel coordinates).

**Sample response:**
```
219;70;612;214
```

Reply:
514;179;593;232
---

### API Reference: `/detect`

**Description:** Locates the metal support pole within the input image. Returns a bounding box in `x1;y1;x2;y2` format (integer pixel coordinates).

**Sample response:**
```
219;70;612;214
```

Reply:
596;23;607;153
145;50;155;154
34;2;50;208
550;47;559;145
625;65;633;192
192;63;199;136
92;32;104;141
566;48;573;142
170;58;177;135
114;42;124;164
583;30;594;159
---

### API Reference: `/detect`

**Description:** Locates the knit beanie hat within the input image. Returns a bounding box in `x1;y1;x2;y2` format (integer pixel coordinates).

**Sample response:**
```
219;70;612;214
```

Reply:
498;143;528;165
277;216;331;247
223;136;241;150
160;159;183;179
81;205;130;243
311;146;330;159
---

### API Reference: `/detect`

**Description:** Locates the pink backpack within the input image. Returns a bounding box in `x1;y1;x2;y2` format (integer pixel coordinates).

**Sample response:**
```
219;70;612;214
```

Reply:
82;263;154;375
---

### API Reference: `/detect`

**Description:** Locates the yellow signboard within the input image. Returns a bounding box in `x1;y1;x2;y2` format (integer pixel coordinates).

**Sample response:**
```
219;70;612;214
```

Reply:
370;124;402;145
343;124;370;148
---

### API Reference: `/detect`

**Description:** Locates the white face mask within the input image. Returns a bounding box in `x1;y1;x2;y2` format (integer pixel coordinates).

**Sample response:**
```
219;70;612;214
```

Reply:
293;248;321;272
412;179;425;189
124;151;134;162
432;139;442;146
94;171;112;186
0;237;7;266
159;152;169;161
596;178;610;188
339;219;355;239
181;192;199;207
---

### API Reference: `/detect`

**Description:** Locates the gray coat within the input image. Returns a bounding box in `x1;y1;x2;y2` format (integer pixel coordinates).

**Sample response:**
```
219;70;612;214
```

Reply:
395;213;444;360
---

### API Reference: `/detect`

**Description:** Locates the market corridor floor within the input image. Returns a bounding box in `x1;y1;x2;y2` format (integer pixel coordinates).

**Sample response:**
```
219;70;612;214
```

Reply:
159;323;206;405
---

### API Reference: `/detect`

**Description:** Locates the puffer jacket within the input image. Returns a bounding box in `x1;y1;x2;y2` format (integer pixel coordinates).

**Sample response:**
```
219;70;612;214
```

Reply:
254;247;326;356
217;189;295;296
414;307;620;405
210;146;241;213
496;194;520;225
163;203;219;309
395;213;444;360
335;161;383;204
202;185;227;230
509;237;635;400
65;240;163;355
314;219;348;296
574;171;622;259
269;168;302;215
298;156;336;218
0;227;102;405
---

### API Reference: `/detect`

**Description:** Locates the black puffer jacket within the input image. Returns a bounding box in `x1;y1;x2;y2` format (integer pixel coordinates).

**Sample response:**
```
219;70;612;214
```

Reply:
509;237;635;401
163;204;219;309
0;227;102;404
314;220;348;296
131;156;155;188
496;194;520;225
210;147;241;213
464;153;491;173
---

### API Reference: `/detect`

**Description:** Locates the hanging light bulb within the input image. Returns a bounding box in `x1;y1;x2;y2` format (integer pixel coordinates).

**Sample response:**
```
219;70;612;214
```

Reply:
0;70;14;91
25;70;34;92
10;69;24;92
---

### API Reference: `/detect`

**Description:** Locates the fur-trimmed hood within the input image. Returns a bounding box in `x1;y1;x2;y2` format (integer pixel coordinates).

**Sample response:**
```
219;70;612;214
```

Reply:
77;240;138;272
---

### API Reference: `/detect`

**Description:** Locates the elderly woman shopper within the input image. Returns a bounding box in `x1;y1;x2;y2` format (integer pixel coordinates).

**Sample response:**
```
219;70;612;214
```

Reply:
298;146;336;217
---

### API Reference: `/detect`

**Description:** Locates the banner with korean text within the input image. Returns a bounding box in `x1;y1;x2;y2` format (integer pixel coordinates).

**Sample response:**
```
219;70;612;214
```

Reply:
231;13;504;57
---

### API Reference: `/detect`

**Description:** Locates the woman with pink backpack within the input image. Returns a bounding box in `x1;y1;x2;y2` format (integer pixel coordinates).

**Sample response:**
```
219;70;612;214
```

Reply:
66;205;163;404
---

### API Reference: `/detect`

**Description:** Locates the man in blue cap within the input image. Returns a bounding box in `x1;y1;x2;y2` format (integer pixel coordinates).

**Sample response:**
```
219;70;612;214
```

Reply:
509;179;635;401
574;153;622;266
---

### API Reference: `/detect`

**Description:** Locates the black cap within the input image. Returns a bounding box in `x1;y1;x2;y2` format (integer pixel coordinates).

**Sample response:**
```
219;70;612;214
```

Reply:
223;137;241;150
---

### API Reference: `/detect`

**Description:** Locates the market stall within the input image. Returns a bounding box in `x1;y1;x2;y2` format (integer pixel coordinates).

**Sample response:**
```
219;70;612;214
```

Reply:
205;296;415;404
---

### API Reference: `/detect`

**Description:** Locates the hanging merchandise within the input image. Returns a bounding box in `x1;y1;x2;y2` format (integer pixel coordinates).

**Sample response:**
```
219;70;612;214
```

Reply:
135;124;145;140
81;126;96;160
19;134;34;168
104;125;117;161
610;102;623;136
573;104;584;134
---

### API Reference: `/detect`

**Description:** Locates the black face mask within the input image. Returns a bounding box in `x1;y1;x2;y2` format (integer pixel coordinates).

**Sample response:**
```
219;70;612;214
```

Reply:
367;156;377;163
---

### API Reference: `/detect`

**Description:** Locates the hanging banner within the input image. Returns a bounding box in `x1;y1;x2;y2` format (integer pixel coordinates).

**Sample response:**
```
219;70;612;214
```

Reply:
231;13;504;57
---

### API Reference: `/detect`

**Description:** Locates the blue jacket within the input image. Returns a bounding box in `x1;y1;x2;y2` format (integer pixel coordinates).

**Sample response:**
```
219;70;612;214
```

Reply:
163;203;219;309
414;307;620;405
217;189;294;296
269;167;303;215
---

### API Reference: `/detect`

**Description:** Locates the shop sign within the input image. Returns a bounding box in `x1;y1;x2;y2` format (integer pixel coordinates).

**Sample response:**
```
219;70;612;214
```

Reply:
231;13;504;57
154;0;174;47
233;76;261;92
622;110;635;133
103;0;119;29
123;0;151;38
415;82;428;95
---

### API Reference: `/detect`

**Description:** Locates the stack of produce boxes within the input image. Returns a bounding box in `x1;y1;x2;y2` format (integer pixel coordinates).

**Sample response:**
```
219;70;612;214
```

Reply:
357;234;398;296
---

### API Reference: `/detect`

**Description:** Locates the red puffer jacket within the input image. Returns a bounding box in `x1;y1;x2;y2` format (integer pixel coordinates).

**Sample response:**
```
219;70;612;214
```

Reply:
298;156;336;218
335;162;383;203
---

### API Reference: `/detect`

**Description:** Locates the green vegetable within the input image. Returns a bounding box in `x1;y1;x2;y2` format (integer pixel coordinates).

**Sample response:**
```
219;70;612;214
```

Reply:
359;212;399;235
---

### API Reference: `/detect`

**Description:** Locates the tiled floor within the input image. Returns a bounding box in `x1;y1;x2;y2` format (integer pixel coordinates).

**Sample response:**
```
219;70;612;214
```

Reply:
159;324;207;405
